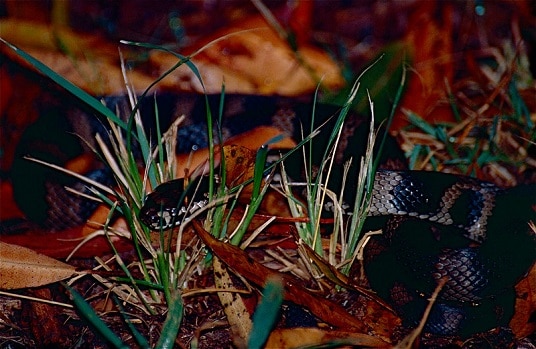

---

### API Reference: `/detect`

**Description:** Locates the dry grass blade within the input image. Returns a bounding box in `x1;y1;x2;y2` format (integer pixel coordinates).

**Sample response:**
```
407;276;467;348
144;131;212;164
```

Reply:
0;290;73;308
95;133;130;191
153;114;185;181
65;227;131;261
393;277;448;349
212;256;252;348
239;216;276;249
23;156;116;197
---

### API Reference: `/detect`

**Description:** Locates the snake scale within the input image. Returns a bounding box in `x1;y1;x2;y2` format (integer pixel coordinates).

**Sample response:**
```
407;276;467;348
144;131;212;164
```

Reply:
7;93;536;342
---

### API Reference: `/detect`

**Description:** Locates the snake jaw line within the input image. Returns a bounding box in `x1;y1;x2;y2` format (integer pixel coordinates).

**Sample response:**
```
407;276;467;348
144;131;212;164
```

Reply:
146;198;210;231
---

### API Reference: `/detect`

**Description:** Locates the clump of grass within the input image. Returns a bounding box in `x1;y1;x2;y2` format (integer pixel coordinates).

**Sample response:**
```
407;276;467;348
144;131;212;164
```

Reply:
1;37;217;343
279;59;405;277
2;30;402;346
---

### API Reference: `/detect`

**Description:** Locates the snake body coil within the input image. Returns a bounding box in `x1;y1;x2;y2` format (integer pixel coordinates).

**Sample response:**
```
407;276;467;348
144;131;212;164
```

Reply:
362;171;536;337
139;169;536;337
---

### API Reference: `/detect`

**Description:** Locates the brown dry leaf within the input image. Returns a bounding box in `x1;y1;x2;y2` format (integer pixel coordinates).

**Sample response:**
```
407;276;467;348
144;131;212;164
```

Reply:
3;45;157;96
223;144;259;202
298;240;400;341
223;144;257;188
150;15;344;96
0;241;78;289
23;288;72;348
0;19;117;58
192;221;390;338
265;328;390;348
0;20;161;96
511;261;536;338
175;126;295;179
222;144;297;220
299;242;393;310
0;223;133;259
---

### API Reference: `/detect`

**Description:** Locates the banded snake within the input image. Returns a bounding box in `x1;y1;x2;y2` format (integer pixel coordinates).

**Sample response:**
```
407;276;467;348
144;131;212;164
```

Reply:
7;93;536;341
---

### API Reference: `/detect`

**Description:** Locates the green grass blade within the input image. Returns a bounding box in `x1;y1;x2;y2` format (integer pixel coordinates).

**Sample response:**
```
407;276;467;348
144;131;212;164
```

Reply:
251;144;269;201
408;144;422;169
218;83;226;127
205;95;215;203
119;42;207;179
154;95;166;183
406;111;437;137
134;103;157;188
64;284;129;349
0;39;128;131
156;251;172;303
373;66;406;172
209;87;228;237
248;277;284;349
230;184;270;246
120;41;205;92
155;290;184;349
114;295;150;349
445;78;461;122
113;277;165;291
509;78;533;130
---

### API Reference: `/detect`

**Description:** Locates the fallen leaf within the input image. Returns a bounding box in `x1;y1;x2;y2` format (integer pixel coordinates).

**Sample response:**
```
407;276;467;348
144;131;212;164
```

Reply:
0;219;133;259
150;15;344;96
223;144;295;219
23;288;72;347
0;19;160;95
298;241;392;309
192;220;393;338
265;327;390;348
511;262;536;338
175;126;295;179
0;241;79;289
223;144;260;203
223;144;257;189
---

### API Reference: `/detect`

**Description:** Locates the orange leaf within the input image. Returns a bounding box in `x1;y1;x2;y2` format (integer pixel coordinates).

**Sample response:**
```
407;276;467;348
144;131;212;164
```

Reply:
265;328;390;348
393;1;456;131
511;263;536;337
175;126;295;178
191;220;396;338
223;144;257;188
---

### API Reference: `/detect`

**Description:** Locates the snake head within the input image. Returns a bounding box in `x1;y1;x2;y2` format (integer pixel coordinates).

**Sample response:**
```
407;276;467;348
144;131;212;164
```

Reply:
139;178;209;231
